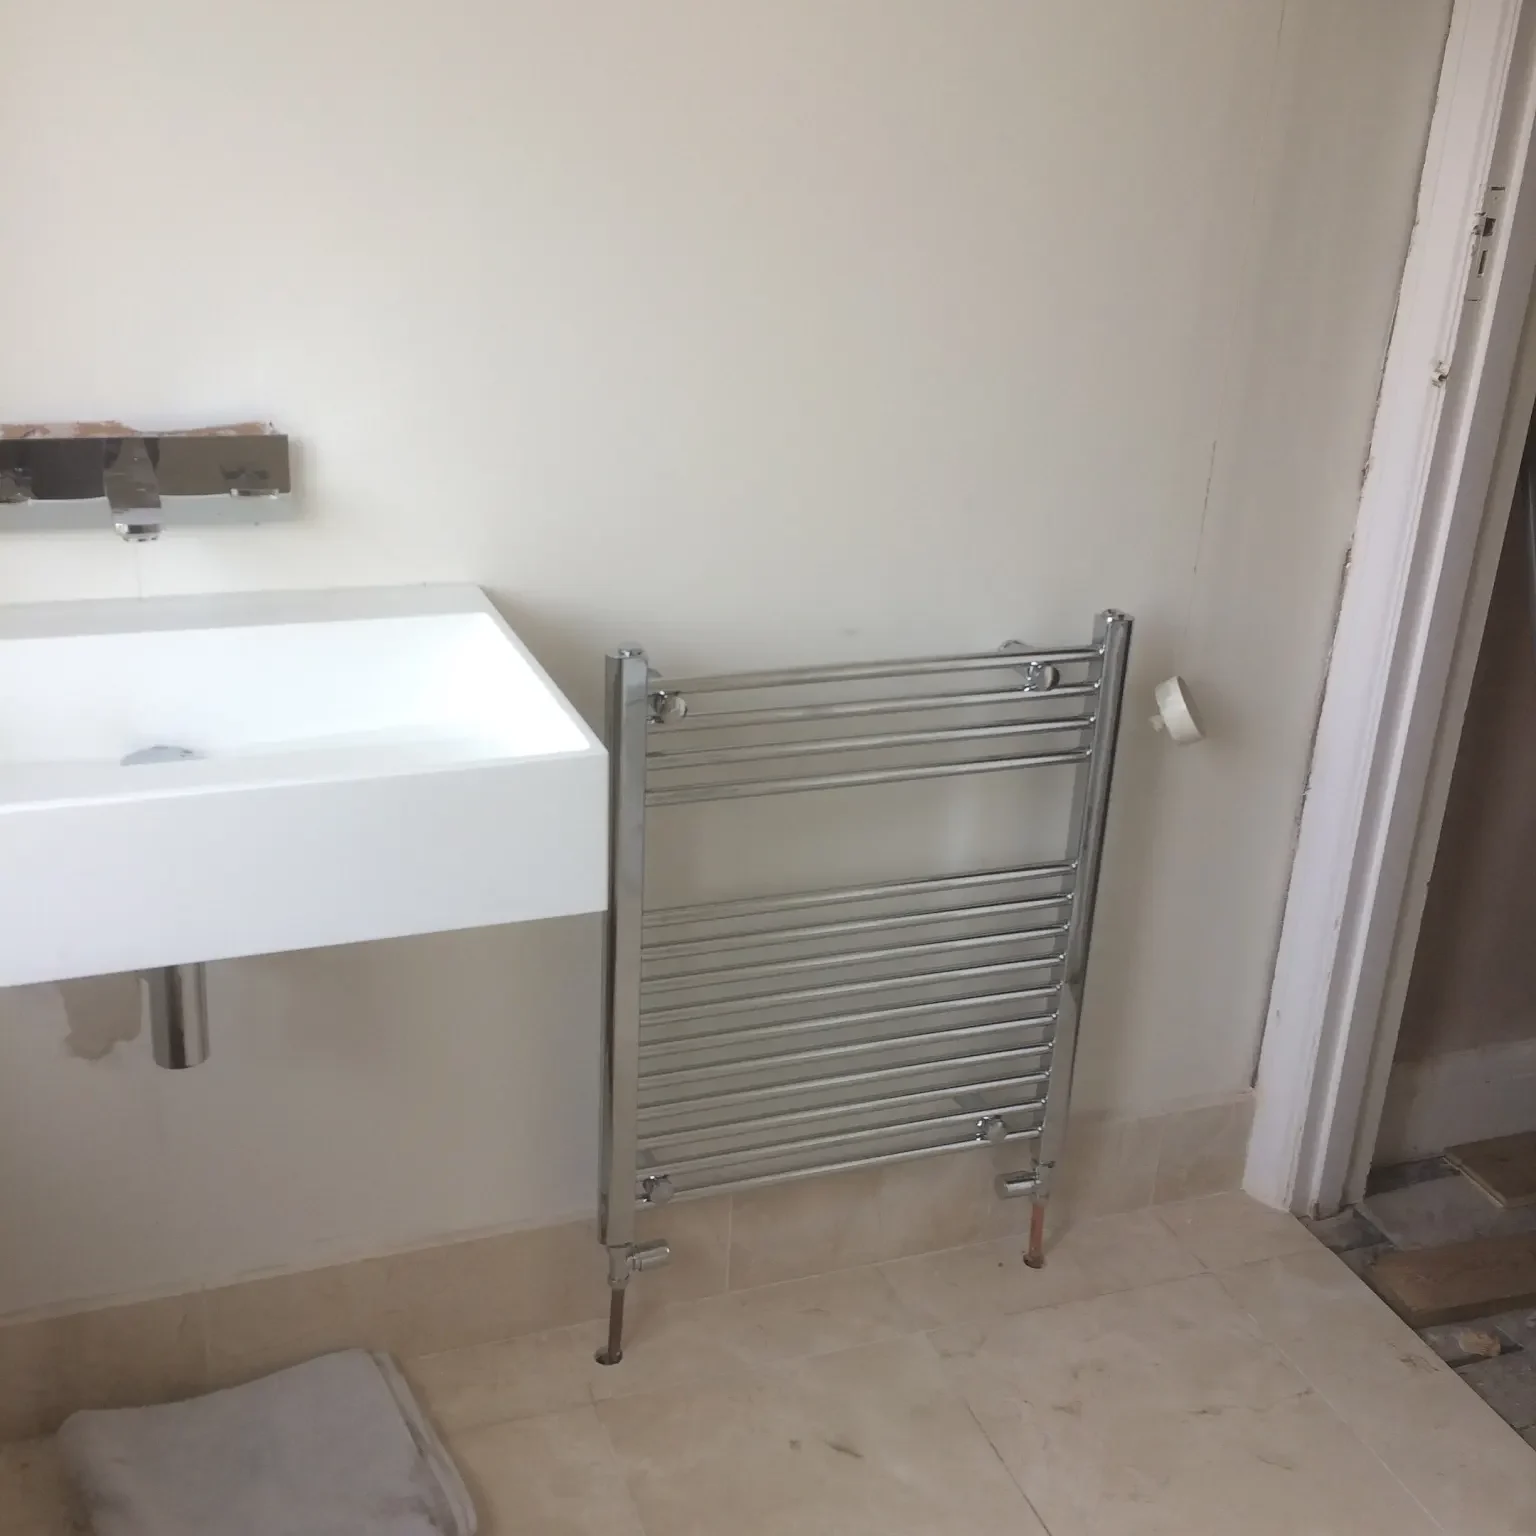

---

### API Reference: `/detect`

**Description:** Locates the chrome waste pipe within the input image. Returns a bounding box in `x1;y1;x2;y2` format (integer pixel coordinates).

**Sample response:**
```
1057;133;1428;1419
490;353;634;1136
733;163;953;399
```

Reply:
143;964;210;1069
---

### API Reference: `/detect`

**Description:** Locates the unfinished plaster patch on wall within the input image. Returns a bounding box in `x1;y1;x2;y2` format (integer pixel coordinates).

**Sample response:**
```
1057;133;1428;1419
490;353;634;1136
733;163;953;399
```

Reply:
0;422;274;440
57;976;141;1060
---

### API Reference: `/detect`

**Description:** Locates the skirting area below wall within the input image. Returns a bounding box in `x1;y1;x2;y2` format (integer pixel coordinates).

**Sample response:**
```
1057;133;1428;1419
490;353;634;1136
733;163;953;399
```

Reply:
1376;1039;1536;1165
0;1093;1251;1442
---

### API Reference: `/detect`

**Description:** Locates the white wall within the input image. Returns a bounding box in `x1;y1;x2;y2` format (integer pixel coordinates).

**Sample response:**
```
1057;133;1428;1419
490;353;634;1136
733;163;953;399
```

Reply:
0;0;1449;1313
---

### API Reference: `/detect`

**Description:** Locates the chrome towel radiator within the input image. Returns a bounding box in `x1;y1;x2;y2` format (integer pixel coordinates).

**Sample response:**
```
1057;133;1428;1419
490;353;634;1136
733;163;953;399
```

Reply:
596;611;1131;1362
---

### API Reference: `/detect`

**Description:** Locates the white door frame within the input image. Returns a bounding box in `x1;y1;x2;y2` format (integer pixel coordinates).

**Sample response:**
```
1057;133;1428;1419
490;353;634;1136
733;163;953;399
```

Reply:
1246;0;1536;1216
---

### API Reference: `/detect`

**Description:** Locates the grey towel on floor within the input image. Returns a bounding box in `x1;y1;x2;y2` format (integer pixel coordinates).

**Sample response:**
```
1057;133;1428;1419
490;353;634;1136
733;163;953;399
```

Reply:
57;1350;476;1536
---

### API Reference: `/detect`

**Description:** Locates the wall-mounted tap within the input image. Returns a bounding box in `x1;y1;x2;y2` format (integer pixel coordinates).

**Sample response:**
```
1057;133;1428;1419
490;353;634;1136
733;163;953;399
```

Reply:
103;438;163;542
0;427;291;539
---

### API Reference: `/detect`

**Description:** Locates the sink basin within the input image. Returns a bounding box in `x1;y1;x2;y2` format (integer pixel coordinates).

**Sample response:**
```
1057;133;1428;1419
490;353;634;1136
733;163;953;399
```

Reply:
0;585;607;986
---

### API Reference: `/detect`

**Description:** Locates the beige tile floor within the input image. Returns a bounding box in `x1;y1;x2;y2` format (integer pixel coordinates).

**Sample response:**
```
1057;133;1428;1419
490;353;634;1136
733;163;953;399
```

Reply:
4;1191;1535;1535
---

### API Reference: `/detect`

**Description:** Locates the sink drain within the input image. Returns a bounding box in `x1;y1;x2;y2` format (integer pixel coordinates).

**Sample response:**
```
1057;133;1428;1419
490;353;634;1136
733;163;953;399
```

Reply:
120;744;200;766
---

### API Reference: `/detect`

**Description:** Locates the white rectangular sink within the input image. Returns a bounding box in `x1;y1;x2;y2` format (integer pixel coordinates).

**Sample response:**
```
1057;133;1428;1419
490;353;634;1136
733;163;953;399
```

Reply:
0;585;608;986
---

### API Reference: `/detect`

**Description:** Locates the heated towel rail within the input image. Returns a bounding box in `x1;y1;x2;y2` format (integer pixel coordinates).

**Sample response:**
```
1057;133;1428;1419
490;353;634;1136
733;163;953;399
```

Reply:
596;611;1131;1362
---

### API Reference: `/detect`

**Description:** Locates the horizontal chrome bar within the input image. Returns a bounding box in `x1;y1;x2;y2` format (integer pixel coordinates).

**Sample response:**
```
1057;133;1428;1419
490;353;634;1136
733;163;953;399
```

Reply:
639;1043;1054;1119
643;993;1058;1060
644;862;1077;929
636;1135;1040;1204
643;930;1069;993
651;682;1101;731
640;1022;1056;1091
646;747;1091;805
655;646;1101;694
645;983;1056;1056
642;896;1074;962
638;1070;1052;1148
640;958;1063;1027
643;1101;1047;1182
646;715;1094;769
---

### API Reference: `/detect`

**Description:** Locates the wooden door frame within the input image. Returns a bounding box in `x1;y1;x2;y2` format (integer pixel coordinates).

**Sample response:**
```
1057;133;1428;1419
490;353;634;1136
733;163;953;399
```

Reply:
1246;0;1536;1214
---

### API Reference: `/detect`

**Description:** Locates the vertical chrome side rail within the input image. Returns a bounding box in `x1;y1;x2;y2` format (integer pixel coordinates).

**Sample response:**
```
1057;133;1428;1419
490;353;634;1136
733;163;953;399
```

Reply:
596;648;667;1364
1020;610;1133;1265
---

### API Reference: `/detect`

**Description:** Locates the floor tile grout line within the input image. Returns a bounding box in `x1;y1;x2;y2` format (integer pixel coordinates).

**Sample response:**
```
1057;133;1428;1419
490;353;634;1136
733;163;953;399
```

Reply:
411;1205;1235;1351
419;1253;1415;1448
957;1390;1058;1534
401;1210;1300;1442
437;1287;1190;1441
732;1201;1099;1293
908;1330;1059;1532
584;1393;656;1536
401;1197;1231;1377
723;1194;734;1293
873;1204;1177;1281
926;1267;1248;1345
603;1223;1216;1395
1208;1263;1448;1534
1148;1205;1215;1272
599;1333;1053;1536
413;1259;917;1352
885;1243;1212;1331
414;1287;942;1437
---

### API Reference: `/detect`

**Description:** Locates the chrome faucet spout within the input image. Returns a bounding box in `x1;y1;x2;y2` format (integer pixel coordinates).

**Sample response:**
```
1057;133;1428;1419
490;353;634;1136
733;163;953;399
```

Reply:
103;437;162;541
